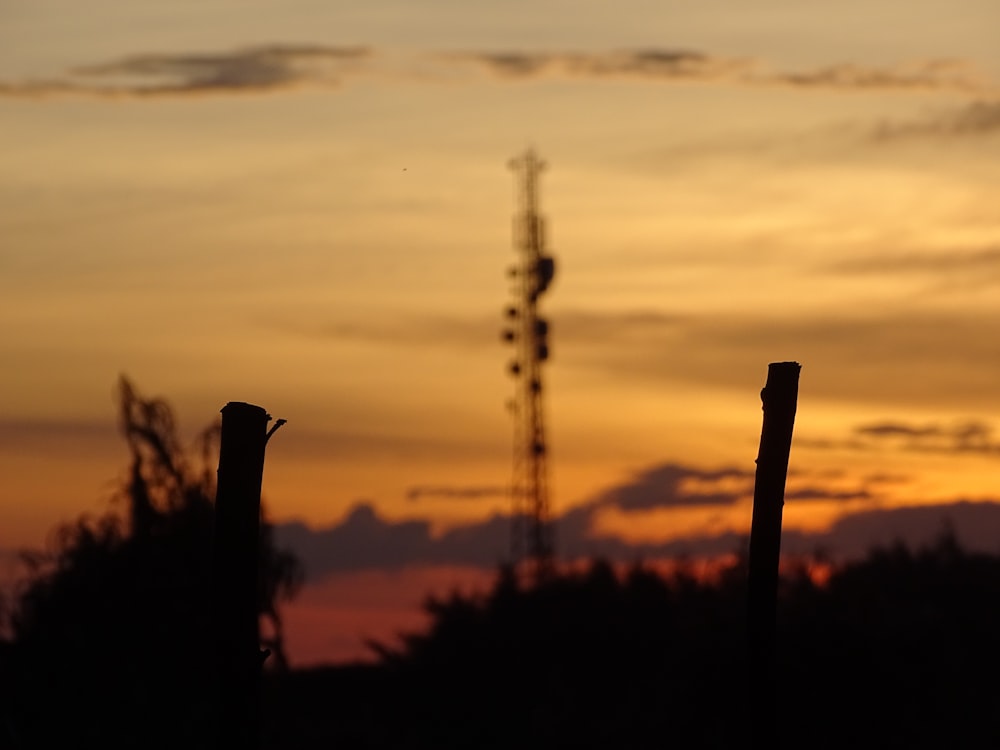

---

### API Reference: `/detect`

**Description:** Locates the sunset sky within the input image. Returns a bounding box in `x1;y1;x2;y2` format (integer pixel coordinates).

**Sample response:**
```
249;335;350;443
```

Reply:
3;0;1000;664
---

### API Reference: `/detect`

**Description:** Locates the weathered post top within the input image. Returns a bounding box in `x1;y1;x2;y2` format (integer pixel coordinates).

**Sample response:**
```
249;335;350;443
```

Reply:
760;362;800;416
220;401;270;422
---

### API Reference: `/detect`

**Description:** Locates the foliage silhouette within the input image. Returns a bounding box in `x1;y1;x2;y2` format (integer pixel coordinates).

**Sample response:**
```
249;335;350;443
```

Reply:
267;535;1000;749
2;377;302;749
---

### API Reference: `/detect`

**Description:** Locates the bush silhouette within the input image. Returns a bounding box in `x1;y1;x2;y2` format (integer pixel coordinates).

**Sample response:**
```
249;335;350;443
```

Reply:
2;377;301;749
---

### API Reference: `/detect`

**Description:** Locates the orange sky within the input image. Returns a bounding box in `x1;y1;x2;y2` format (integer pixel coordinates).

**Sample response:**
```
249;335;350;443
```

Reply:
2;0;1000;664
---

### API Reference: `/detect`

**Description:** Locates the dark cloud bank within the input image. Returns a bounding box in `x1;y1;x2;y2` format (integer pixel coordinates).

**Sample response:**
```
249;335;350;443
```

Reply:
0;44;370;98
4;44;994;100
275;460;1000;580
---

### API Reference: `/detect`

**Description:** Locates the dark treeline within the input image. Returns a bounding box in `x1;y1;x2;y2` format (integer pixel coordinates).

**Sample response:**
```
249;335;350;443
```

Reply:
6;507;1000;748
266;539;1000;749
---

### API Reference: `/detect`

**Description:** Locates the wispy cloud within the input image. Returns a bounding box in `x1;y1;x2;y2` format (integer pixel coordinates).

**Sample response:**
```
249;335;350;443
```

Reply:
0;44;371;98
873;100;1000;140
784;487;874;503
263;314;498;350
854;419;1000;455
0;417;118;457
264;309;689;352
824;244;1000;296
767;58;987;93
803;419;1000;457
406;484;509;502
829;246;1000;276
4;45;993;100
272;426;503;461
447;49;993;94
442;49;748;83
558;308;1000;410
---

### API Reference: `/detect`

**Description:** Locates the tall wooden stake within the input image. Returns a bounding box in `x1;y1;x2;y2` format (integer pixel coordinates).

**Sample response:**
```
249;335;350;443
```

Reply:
213;402;271;749
747;362;800;750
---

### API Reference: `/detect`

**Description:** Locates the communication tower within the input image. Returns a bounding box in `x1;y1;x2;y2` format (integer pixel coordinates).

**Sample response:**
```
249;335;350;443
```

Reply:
501;149;556;578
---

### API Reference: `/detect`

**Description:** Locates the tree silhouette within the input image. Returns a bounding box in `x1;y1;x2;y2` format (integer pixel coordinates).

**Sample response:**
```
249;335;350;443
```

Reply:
356;559;748;749
317;538;1000;749
2;376;302;749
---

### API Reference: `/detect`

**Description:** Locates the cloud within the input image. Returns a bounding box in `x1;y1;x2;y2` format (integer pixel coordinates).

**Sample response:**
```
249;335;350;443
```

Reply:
855;422;951;439
782;501;1000;559
447;49;994;94
7;45;991;100
768;58;988;93
587;463;753;512
784;487;873;503
556;307;1000;410
406;484;509;502
0;417;119;457
863;472;911;485
264;309;690;354
0;417;115;443
274;497;735;579
853;419;1000;455
824;245;1000;296
873;100;1000;140
278;461;750;578
0;44;371;98
278;492;1000;581
276;502;511;576
552;309;690;343
445;49;748;83
264;314;498;350
271;426;503;461
276;461;891;579
829;246;1000;276
801;419;1000;457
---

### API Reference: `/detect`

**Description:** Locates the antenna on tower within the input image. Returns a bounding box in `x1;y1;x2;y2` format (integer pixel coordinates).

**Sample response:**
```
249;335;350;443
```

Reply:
501;148;556;580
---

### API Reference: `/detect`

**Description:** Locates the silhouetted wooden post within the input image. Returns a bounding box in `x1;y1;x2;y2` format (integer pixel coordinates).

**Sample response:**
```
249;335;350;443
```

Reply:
213;402;271;749
747;362;800;750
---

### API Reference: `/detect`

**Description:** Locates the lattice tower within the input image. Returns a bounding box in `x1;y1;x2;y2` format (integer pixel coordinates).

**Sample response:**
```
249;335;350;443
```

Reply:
501;149;556;578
